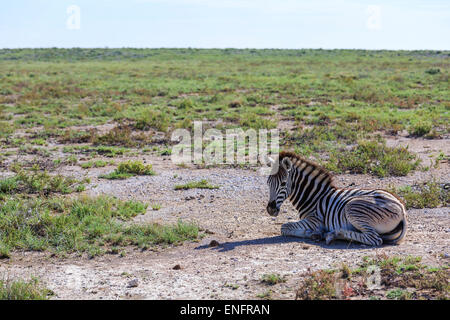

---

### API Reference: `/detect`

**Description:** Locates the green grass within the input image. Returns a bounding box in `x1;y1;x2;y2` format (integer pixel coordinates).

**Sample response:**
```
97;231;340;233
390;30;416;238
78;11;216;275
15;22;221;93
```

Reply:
0;49;448;135
0;195;199;257
0;165;88;195
261;273;286;285
0;48;448;177
325;140;420;177
0;277;52;300
296;270;336;300
92;125;152;147
296;255;449;300
174;179;219;190
99;160;155;179
386;289;411;300
80;159;114;169
389;180;449;209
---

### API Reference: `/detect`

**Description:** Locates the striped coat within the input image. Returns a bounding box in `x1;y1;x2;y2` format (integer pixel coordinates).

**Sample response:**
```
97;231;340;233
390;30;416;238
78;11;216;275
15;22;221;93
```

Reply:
267;151;407;246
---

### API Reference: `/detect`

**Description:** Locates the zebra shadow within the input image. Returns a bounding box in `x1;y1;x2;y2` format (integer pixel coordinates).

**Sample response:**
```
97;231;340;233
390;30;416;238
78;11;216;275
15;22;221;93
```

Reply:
194;235;374;252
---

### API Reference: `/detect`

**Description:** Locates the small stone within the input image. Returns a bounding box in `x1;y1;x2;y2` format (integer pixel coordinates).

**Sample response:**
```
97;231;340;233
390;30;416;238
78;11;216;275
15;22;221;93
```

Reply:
172;264;181;270
209;240;220;247
127;279;139;288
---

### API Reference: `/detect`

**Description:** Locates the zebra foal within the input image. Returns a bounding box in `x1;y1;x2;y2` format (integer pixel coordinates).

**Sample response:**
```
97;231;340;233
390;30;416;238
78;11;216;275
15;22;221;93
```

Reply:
266;151;407;246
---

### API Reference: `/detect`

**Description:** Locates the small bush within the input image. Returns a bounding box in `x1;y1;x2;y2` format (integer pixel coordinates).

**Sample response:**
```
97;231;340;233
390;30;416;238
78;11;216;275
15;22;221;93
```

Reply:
58;129;94;144
99;160;155;179
408;122;432;137
326;140;420;177
425;68;440;75
133;108;170;132
0;277;52;300
80;160;113;169
390;180;449;209
296;255;449;300
0;166;87;195
296;270;336;300
261;273;286;285
92;125;151;147
0;195;198;256
174;179;219;190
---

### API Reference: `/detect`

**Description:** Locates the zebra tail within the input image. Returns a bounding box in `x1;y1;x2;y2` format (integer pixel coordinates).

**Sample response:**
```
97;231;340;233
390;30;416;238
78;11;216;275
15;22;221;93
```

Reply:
381;216;407;245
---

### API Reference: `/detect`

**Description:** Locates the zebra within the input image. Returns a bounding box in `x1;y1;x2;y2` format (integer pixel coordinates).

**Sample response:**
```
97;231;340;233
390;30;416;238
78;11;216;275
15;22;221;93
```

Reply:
266;151;407;246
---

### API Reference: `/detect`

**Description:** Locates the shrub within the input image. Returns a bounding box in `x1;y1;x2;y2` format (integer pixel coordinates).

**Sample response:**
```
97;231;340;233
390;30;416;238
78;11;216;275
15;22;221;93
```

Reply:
134;108;170;132
389;180;449;209
408;122;432;137
174;179;219;190
326;140;420;177
99;160;155;179
92;125;151;147
261;273;286;285
425;68;440;75
0;195;198;256
0;165;87;195
296;270;336;300
0;277;52;300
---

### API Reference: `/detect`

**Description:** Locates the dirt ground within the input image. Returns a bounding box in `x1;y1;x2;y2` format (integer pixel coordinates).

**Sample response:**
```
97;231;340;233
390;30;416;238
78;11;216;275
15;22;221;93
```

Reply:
0;132;449;300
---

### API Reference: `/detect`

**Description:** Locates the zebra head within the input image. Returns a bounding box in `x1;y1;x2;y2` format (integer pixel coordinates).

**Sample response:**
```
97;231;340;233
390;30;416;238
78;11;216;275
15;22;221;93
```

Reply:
266;157;293;216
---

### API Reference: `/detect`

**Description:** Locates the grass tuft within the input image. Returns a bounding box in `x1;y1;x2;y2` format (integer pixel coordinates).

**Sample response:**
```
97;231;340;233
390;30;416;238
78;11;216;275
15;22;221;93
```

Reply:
389;180;449;209
99;160;155;179
325;140;420;177
0;277;52;300
174;179;219;190
0;195;200;257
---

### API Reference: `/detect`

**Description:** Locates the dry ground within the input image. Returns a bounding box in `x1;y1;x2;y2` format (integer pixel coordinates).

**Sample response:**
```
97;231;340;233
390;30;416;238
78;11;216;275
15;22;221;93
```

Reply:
0;132;448;300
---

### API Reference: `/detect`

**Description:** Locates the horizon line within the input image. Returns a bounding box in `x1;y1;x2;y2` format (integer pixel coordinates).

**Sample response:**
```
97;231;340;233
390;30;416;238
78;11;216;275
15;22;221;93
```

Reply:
1;47;449;51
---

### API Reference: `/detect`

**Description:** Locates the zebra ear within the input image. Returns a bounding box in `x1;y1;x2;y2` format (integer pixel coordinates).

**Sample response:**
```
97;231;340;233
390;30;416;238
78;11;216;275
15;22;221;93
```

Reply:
281;157;293;172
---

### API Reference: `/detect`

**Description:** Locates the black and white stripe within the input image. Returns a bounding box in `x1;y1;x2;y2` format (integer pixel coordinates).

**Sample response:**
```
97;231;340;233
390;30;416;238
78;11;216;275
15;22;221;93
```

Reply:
267;152;407;246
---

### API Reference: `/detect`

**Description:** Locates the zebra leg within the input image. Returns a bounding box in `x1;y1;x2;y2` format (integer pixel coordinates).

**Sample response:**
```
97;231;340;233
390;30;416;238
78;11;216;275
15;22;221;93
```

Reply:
325;201;384;245
281;219;323;241
325;227;382;246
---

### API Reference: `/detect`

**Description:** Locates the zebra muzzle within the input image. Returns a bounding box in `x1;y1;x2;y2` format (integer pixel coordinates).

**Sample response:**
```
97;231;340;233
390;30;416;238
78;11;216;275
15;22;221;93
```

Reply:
267;201;279;216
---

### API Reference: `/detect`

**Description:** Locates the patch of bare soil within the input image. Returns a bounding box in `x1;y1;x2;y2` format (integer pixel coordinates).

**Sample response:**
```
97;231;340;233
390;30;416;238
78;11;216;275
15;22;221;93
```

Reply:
1;136;449;299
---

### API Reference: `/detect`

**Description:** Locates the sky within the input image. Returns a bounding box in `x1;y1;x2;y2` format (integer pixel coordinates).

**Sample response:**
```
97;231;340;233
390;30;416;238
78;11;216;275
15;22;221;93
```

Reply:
0;0;449;50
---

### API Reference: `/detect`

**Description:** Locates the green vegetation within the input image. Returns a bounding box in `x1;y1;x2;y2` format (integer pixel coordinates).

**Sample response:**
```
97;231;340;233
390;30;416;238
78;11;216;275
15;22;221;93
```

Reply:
296;270;336;300
389;180;449;209
0;277;52;300
151;203;162;211
174;179;219;190
80;159;114;169
0;165;88;195
99;160;155;179
325;140;420;177
261;273;287;285
256;290;273;299
0;195;199;258
0;48;448;176
92;125;152;147
296;255;449;300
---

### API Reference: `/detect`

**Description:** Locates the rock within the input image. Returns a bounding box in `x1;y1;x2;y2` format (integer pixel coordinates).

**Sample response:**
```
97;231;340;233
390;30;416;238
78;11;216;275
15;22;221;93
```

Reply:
127;279;139;288
173;264;181;270
209;240;220;247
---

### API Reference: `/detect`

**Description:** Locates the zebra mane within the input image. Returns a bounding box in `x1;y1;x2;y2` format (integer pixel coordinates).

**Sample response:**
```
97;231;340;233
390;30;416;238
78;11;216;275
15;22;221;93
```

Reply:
277;151;336;187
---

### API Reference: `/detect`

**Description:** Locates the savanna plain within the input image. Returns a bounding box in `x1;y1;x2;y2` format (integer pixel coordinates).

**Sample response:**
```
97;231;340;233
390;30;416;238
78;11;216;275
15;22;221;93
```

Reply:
0;48;448;300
